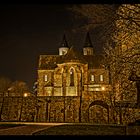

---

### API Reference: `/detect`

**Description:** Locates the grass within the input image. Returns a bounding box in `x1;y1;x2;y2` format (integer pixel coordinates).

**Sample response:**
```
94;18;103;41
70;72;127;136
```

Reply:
0;124;25;130
33;124;126;135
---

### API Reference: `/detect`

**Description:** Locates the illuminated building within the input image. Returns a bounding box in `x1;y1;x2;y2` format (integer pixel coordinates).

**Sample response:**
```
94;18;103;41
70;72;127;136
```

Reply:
37;32;112;123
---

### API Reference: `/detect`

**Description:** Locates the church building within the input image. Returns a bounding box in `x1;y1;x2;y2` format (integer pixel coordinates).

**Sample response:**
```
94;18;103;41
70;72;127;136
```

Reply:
37;33;112;123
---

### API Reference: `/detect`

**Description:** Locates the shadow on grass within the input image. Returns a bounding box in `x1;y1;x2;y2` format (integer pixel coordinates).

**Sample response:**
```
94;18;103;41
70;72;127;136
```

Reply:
0;124;25;130
33;124;126;135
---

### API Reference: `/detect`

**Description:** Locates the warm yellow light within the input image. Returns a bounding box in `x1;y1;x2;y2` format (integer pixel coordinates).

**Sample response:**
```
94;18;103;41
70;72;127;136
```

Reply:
95;88;99;91
24;93;28;97
101;87;105;91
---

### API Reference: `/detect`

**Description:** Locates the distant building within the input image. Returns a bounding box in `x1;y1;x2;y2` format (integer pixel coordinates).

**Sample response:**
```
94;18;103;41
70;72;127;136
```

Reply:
37;33;112;123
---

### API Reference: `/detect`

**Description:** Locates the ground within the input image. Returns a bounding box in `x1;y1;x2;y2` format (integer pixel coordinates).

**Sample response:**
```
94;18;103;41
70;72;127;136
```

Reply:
0;122;55;135
33;124;126;135
0;122;128;135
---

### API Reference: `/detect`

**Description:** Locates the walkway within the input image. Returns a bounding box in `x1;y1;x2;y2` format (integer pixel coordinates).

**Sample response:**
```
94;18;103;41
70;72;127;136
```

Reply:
0;122;67;135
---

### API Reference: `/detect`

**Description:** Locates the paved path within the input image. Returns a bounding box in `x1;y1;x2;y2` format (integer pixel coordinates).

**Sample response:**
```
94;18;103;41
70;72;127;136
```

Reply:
0;125;53;135
0;122;68;135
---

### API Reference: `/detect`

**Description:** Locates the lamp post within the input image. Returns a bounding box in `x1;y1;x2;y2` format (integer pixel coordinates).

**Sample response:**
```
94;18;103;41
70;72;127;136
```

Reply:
79;70;83;123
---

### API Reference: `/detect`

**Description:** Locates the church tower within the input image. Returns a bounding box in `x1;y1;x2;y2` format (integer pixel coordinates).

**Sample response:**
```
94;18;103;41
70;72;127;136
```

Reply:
59;34;69;55
83;32;94;55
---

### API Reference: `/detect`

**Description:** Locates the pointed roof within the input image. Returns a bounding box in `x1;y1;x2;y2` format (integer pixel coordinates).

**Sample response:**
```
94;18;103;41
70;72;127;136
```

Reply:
84;54;104;68
84;32;93;48
63;47;87;63
60;34;69;48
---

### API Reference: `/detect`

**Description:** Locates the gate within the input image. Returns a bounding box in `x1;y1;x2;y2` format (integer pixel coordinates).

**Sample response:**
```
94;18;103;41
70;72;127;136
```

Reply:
87;100;110;124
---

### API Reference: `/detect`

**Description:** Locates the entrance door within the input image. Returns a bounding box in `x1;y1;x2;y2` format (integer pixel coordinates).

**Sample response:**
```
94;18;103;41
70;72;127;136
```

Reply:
88;100;109;124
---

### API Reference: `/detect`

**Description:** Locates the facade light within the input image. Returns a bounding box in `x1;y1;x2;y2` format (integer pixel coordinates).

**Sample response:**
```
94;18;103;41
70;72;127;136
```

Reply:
101;86;105;91
24;93;28;97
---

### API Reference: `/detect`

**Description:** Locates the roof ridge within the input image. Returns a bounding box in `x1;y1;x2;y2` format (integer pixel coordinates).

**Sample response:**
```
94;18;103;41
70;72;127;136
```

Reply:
63;47;87;63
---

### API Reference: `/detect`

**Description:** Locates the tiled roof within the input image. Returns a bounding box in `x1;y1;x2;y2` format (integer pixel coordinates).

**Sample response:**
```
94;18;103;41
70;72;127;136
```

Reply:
63;47;87;63
38;55;60;70
84;54;104;69
38;49;104;70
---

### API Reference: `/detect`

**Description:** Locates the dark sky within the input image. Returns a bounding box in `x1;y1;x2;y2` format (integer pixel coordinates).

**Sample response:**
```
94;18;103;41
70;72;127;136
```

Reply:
0;4;104;89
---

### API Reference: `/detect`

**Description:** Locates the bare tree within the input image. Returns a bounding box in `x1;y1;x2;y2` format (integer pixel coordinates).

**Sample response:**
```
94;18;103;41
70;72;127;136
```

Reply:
0;77;12;96
69;4;140;46
68;4;119;49
9;81;29;96
104;4;140;124
69;4;140;124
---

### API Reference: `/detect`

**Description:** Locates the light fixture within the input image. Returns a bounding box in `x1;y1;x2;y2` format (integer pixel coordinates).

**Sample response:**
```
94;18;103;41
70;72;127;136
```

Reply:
101;86;105;91
24;93;28;97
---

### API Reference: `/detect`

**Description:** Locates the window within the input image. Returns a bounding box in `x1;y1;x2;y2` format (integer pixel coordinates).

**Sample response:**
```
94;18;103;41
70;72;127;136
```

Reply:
91;75;94;82
70;68;74;86
44;75;48;82
100;75;103;82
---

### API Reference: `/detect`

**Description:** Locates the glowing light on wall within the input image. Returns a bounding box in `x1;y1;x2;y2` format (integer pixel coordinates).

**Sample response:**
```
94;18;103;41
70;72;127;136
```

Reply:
24;93;28;97
101;86;105;91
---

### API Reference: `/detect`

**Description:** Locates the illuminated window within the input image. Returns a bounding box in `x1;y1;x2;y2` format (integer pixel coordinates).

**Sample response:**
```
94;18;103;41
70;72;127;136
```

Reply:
44;75;48;82
70;68;74;86
100;75;103;82
91;75;94;82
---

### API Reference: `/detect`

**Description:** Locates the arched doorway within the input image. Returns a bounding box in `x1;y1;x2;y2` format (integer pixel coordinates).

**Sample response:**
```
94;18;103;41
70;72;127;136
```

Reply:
87;100;109;124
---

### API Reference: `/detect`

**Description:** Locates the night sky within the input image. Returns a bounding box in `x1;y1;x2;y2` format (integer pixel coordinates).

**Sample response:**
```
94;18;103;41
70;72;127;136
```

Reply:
0;4;104;89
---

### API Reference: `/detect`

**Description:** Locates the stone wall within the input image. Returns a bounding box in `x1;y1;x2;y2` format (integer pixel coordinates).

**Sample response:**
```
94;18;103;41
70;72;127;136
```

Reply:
37;96;80;123
0;96;36;122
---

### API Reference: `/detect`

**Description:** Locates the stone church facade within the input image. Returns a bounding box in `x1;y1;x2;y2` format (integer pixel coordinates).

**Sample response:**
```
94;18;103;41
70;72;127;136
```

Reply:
37;33;112;123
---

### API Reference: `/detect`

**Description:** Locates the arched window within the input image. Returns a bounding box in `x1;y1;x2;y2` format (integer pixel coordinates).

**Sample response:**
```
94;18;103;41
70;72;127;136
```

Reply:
70;68;74;86
44;75;48;81
91;75;94;82
100;75;104;82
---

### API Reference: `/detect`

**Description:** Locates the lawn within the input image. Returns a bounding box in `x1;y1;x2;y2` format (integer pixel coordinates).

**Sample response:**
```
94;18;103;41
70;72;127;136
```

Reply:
0;124;25;130
33;124;126;135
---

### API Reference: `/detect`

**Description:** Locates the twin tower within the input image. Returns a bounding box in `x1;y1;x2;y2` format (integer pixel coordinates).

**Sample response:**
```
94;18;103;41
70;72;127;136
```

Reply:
59;32;94;56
